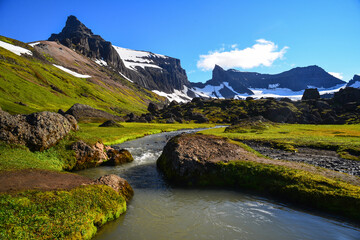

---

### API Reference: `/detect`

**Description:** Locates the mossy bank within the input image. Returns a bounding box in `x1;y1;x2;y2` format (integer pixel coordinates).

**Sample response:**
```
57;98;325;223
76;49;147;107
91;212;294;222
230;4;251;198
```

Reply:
157;134;360;222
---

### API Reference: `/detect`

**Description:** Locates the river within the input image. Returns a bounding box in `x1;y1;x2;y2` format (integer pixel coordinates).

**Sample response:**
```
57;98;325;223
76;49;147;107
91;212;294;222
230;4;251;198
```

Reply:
77;128;360;240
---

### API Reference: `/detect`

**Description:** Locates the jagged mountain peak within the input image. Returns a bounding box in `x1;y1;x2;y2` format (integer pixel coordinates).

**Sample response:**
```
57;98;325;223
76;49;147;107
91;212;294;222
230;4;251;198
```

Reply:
63;15;93;36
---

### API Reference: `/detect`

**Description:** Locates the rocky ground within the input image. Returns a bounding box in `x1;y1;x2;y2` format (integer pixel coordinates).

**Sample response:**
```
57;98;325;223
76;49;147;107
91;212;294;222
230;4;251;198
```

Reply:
244;141;360;176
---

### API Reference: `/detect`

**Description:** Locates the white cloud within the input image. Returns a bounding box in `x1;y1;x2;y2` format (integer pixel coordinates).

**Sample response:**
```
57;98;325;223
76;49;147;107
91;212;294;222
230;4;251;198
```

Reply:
329;72;343;79
197;39;289;71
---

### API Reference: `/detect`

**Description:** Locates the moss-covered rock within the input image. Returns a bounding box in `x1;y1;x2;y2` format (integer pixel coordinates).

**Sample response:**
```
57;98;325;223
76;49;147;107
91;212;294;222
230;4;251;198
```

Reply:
104;148;134;166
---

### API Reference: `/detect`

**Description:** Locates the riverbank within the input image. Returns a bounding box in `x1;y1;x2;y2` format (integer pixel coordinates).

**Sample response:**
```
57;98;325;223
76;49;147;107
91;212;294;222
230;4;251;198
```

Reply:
157;133;360;222
0;122;215;239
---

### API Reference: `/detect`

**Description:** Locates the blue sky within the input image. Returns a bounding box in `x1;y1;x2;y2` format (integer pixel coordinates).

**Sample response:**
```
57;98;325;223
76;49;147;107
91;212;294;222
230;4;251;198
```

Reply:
0;0;359;83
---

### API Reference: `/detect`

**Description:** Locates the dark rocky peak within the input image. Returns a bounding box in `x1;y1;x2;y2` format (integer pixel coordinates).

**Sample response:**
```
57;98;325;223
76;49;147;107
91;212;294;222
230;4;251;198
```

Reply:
347;75;360;87
62;15;93;36
48;15;128;73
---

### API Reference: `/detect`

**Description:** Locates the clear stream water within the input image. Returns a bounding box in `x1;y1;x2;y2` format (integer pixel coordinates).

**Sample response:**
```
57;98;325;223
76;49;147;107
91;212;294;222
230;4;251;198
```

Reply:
77;129;360;240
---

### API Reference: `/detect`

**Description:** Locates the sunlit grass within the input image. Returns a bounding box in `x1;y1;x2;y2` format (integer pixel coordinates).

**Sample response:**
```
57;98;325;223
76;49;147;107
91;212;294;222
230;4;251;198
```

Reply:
200;124;360;159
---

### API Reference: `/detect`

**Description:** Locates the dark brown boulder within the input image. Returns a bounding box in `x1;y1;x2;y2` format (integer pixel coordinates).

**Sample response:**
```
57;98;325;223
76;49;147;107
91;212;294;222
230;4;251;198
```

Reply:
71;141;108;170
147;102;159;113
90;174;134;202
157;134;257;185
0;111;72;151
99;120;124;128
302;88;320;100
105;149;134;166
65;103;122;122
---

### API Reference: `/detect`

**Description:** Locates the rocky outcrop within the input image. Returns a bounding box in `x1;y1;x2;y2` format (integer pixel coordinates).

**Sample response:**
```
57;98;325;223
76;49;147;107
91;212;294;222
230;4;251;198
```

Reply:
71;141;108;170
157;134;258;185
0;110;73;151
48;15;128;74
104;149;134;166
99;120;124;128
333;87;360;105
302;88;320;100
65;103;122;122
90;174;134;202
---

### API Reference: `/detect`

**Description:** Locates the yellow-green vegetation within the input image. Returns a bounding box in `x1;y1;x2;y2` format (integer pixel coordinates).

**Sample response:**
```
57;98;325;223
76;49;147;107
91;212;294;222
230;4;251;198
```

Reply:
77;122;216;145
200;124;360;160
0;185;126;240
0;36;163;115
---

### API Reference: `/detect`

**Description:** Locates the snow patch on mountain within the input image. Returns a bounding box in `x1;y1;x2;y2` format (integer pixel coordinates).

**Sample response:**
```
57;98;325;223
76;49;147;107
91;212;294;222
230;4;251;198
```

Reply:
152;87;192;103
113;46;166;71
349;81;360;88
0;40;32;56
94;59;108;66
29;42;41;47
53;64;91;78
119;71;133;83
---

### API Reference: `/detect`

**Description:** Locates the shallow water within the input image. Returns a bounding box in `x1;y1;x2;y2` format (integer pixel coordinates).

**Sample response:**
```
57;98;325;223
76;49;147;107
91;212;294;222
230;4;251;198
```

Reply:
77;129;360;240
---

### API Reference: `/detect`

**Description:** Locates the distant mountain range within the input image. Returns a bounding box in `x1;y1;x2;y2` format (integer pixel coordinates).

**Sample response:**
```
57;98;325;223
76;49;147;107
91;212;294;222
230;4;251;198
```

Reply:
191;65;347;100
0;15;357;107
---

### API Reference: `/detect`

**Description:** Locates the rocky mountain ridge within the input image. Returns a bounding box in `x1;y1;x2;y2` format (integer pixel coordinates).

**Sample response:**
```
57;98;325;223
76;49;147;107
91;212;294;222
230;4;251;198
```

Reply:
48;15;191;95
192;65;346;99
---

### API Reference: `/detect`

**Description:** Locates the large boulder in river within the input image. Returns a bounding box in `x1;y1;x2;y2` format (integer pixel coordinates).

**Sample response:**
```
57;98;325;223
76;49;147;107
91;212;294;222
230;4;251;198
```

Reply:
0;110;73;151
90;174;134;202
71;141;108;170
104;149;134;166
65;103;123;122
157;134;257;185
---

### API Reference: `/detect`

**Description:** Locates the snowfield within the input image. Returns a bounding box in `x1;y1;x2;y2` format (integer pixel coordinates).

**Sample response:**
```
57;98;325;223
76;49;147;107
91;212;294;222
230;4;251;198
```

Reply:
0;40;33;56
113;46;165;71
53;64;91;78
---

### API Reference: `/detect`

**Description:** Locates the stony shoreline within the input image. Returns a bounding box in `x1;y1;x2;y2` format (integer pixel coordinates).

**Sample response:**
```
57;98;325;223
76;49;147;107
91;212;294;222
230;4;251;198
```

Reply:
243;141;360;177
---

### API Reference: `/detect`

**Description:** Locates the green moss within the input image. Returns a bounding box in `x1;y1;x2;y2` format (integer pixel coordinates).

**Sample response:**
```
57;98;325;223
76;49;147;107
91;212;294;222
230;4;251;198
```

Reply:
0;185;126;240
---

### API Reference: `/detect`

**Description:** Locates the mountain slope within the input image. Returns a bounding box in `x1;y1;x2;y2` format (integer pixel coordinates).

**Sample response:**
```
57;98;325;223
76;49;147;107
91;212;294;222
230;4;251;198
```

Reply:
48;15;191;97
0;35;164;115
192;65;346;99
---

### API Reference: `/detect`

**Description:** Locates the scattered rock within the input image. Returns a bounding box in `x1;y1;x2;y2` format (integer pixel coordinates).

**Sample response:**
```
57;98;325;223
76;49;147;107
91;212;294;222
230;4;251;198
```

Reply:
65;103;122;122
302;88;320;100
333;87;360;104
65;114;79;131
58;109;66;115
0;111;73;151
104;149;134;166
71;141;108;170
14;101;27;106
90;174;134;202
99;120;124;128
147;102;159;113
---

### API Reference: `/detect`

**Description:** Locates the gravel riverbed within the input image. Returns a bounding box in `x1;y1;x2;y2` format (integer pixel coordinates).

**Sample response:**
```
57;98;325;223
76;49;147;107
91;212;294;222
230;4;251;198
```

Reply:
244;141;360;177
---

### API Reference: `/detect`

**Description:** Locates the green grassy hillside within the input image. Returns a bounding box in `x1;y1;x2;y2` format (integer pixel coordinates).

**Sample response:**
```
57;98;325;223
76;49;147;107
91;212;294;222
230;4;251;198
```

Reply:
0;36;164;115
